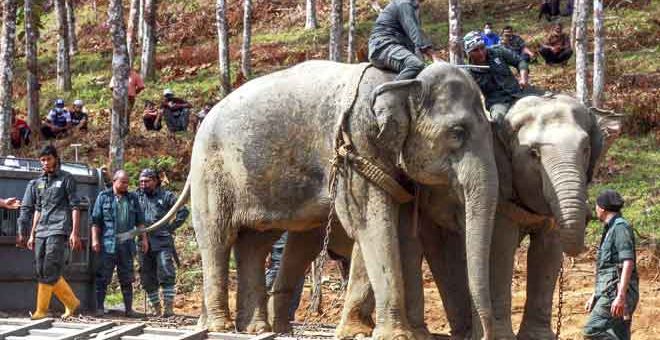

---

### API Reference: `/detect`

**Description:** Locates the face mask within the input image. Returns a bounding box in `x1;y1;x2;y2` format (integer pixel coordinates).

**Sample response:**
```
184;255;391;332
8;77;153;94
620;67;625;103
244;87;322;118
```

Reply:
484;28;492;35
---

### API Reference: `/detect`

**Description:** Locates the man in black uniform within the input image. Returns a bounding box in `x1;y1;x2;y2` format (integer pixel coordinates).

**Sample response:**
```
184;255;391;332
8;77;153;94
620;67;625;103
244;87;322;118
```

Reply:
368;0;438;80
137;169;189;316
27;145;82;319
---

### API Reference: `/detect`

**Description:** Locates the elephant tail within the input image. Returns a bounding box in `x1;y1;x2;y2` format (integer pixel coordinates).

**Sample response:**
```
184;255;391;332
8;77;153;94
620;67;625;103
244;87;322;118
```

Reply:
116;175;191;242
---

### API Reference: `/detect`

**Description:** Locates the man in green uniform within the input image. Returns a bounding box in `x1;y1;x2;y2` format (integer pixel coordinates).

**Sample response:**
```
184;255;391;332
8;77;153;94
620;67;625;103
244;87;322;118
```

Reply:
137;169;189;317
463;30;530;124
368;0;438;80
584;189;639;340
91;170;148;317
27;145;81;319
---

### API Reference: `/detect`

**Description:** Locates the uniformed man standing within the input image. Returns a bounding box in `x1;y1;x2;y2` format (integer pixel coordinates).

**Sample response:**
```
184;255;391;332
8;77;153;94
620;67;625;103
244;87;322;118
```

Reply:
137;169;189;317
463;31;530;124
584;189;639;340
368;0;438;80
26;145;81;319
91;170;148;317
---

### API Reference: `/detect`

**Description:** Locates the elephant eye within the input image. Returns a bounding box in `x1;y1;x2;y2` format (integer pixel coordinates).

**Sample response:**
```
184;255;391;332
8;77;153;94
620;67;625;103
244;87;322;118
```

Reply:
450;126;466;143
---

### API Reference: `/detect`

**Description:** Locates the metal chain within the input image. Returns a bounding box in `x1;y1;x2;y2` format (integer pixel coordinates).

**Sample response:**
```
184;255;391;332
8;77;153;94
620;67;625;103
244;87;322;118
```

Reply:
555;255;565;340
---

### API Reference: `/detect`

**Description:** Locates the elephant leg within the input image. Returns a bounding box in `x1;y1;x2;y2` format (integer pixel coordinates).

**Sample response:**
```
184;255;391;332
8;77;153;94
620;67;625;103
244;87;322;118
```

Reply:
268;229;322;333
235;228;283;333
517;228;562;340
421;223;472;339
197;300;207;329
488;216;519;339
336;244;376;340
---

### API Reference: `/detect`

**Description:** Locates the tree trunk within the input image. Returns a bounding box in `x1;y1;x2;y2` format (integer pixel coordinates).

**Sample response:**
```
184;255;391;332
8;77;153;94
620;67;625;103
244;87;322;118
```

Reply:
592;0;605;108
448;0;463;65
25;0;41;136
305;0;318;29
347;0;357;63
141;0;157;81
138;0;144;41
0;0;18;154
216;0;231;97
55;0;71;91
108;0;130;172
65;0;78;55
575;0;588;105
329;0;343;62
127;0;141;67
240;0;252;78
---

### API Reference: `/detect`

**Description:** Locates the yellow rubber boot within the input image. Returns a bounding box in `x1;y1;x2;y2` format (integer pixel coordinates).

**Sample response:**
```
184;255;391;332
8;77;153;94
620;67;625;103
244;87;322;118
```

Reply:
31;283;54;320
52;277;80;319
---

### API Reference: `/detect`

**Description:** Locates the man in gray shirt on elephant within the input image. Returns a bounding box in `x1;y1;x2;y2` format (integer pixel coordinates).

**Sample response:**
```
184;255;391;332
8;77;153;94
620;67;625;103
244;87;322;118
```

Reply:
368;0;438;80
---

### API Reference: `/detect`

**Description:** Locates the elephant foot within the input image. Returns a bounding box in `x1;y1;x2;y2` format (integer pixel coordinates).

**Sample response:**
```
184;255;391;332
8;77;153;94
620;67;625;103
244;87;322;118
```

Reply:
245;319;271;334
371;325;416;340
516;326;555;340
336;307;375;339
205;316;235;332
271;318;292;334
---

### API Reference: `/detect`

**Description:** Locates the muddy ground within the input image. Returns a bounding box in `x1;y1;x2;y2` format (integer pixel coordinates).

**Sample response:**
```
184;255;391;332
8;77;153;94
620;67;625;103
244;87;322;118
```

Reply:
167;246;659;339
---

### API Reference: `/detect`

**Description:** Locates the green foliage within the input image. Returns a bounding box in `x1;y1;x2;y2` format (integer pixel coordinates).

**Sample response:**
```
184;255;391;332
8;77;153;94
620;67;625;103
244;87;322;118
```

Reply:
16;0;47;42
124;156;178;188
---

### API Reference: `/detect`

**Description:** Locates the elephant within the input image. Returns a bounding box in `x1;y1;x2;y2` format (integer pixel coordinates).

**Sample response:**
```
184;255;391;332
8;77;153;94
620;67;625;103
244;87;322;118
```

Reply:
139;60;499;339
265;94;616;340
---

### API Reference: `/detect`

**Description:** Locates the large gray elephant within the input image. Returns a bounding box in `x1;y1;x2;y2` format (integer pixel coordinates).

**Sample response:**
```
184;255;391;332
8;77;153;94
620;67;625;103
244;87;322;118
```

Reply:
142;60;499;339
267;94;614;340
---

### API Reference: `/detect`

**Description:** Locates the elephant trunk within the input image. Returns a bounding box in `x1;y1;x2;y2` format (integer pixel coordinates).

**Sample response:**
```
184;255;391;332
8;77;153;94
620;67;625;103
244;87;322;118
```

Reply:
542;152;588;256
456;151;499;339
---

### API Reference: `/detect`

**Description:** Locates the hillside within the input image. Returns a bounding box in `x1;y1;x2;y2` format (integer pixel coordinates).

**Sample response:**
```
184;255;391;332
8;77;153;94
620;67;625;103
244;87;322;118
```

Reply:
5;0;660;337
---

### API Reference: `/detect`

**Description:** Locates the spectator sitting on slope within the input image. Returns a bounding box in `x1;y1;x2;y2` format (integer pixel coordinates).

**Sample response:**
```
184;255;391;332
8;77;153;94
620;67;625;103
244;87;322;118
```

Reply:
500;26;536;62
41;98;72;139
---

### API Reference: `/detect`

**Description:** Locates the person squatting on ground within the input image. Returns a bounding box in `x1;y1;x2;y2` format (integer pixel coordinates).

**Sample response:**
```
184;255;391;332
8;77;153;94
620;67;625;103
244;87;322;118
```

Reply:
11;109;31;149
70;99;89;131
91;170;148;317
368;0;438;80
41;99;72;139
500;25;536;62
26;145;82;320
481;22;500;47
583;189;639;340
161;89;192;134
142;100;162;131
539;22;573;65
137;169;189;317
463;31;530;124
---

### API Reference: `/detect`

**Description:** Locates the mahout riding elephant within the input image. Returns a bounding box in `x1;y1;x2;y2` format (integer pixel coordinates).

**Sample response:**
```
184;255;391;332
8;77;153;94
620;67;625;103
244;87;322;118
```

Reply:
138;60;499;339
266;94;617;340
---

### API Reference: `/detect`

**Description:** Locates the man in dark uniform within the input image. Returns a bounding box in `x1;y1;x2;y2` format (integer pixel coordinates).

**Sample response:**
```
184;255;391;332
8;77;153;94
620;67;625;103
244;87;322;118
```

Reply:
368;0;438;80
463;30;530;124
26;145;81;319
584;190;639;340
91;170;148;317
137;169;189;317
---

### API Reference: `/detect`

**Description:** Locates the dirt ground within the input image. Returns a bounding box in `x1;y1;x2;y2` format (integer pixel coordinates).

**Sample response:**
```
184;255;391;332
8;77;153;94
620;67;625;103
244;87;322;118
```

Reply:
171;247;660;339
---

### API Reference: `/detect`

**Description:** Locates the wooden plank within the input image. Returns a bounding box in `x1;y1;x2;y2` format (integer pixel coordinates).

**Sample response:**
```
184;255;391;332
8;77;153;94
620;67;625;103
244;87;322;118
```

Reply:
0;319;53;339
55;322;115;340
250;333;275;340
174;329;208;340
205;333;257;340
93;323;146;340
142;328;193;336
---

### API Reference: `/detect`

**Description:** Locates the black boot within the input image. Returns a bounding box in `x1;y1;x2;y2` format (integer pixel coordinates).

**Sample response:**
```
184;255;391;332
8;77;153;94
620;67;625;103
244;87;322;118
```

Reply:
121;285;137;318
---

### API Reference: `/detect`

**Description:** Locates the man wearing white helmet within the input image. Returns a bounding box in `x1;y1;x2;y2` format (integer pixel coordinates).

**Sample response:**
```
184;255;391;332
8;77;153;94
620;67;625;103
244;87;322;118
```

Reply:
463;30;530;124
160;89;192;133
70;99;88;130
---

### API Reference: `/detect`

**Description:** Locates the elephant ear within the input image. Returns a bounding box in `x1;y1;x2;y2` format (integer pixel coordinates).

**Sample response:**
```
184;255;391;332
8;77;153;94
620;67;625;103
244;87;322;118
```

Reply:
587;107;624;183
370;79;429;151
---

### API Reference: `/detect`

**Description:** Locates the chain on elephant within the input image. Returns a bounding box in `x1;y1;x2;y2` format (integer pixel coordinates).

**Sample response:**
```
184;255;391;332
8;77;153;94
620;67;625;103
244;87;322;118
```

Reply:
555;255;566;339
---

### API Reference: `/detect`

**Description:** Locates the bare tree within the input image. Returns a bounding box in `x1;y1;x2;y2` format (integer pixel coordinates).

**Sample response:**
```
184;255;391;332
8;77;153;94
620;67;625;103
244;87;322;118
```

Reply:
141;0;157;81
108;0;130;172
55;0;71;91
138;0;144;41
347;0;357;63
65;0;78;55
575;0;588;105
305;0;318;30
25;0;41;135
127;0;141;67
329;0;343;62
217;0;231;97
592;0;605;107
448;0;463;65
240;0;253;78
0;0;18;154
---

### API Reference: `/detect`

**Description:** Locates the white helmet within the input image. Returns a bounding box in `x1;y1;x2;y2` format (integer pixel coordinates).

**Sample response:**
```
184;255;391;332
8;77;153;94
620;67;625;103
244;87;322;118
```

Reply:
163;88;174;96
73;99;84;107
